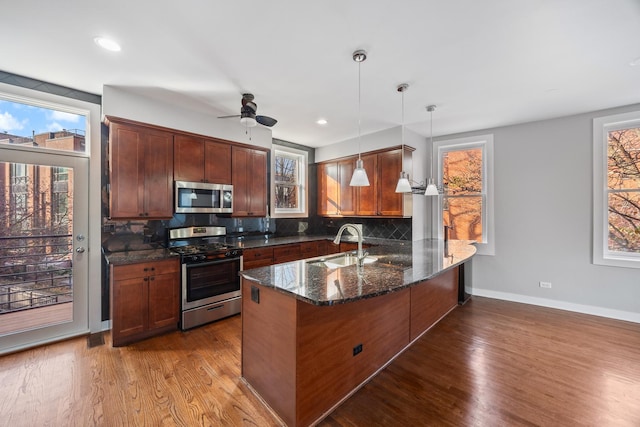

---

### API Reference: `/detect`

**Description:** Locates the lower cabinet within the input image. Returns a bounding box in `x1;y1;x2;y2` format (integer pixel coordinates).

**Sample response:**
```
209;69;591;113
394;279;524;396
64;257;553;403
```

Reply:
242;240;344;271
242;247;274;270
110;258;180;347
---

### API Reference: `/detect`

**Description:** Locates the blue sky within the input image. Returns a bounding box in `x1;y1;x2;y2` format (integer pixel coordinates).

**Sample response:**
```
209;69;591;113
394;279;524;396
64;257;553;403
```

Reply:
0;99;85;138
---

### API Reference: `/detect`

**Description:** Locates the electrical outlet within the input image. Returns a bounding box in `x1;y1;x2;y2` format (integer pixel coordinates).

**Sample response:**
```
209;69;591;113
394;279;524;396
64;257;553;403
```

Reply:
539;281;552;289
353;343;363;356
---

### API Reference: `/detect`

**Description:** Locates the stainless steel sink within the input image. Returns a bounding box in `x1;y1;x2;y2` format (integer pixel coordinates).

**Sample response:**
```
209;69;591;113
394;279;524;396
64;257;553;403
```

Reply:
306;253;378;269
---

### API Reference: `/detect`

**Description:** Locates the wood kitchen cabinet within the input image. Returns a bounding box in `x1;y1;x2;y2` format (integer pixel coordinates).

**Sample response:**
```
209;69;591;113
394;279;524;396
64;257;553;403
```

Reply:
317;146;413;218
232;146;267;217
317;159;356;216
242;240;347;271
109;120;174;219
174;134;232;183
242;247;274;270
358;147;413;217
110;258;180;347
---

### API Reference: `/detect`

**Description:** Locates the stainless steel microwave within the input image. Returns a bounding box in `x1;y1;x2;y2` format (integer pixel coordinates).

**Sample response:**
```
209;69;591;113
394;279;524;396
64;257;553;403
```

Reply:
175;181;233;214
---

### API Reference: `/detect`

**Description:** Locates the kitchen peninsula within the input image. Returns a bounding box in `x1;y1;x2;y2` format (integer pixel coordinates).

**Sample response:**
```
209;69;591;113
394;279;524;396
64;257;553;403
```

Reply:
239;239;476;427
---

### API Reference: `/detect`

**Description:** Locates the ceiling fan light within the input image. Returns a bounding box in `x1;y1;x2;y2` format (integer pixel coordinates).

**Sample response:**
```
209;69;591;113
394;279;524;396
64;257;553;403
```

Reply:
350;158;370;186
240;116;257;127
395;171;412;193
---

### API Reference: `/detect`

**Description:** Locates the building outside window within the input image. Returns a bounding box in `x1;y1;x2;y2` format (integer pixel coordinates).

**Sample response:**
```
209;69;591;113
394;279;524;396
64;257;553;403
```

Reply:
271;145;308;218
593;111;640;268
434;134;494;255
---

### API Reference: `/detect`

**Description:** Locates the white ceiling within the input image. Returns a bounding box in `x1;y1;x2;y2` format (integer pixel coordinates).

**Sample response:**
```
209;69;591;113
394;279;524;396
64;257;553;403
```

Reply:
2;0;640;147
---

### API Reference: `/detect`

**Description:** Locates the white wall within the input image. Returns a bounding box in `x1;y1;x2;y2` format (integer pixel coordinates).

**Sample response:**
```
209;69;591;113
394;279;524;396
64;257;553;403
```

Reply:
102;86;273;149
437;103;640;322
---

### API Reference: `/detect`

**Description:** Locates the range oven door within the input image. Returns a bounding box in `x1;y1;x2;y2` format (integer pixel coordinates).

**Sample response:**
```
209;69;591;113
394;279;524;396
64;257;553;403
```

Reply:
182;257;241;311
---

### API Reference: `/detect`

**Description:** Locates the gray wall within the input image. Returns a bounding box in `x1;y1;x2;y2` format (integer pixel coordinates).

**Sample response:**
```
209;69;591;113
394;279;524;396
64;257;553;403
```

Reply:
441;103;640;321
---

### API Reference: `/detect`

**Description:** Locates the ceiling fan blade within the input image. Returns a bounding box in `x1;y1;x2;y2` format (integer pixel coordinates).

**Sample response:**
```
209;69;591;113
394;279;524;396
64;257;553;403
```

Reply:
217;115;241;119
256;115;277;127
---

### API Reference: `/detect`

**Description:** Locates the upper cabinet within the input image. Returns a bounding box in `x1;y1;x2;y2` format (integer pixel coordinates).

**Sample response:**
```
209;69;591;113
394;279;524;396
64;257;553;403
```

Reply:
317;159;356;216
232;146;267;217
109;120;174;219
174;135;232;184
317;146;413;218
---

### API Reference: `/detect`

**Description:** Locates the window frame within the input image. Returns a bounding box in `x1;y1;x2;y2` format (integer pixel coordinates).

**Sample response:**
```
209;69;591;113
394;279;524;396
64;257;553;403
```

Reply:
271;145;308;218
432;134;495;256
593;111;640;269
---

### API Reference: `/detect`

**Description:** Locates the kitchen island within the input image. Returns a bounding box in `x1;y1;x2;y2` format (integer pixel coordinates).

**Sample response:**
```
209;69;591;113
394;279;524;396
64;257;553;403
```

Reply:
239;239;475;427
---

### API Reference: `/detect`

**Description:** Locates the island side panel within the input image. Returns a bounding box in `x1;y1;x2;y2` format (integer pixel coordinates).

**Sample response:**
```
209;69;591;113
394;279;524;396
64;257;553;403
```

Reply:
241;278;297;427
410;266;459;341
295;288;411;427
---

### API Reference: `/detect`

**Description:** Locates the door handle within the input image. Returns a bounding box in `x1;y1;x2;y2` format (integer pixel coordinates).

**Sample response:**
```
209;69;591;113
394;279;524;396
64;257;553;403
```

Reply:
76;247;85;253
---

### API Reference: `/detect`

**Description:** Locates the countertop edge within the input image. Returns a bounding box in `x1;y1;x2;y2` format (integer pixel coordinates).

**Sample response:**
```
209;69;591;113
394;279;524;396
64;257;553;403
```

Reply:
240;239;476;306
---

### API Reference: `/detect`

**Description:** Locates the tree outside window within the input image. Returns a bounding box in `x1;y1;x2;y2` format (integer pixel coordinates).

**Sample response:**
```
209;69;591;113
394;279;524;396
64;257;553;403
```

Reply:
443;147;483;243
593;111;640;268
606;128;640;254
271;146;308;218
434;134;494;255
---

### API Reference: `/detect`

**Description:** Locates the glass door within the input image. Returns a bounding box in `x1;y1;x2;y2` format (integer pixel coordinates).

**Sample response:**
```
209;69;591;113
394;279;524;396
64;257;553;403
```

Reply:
0;147;88;354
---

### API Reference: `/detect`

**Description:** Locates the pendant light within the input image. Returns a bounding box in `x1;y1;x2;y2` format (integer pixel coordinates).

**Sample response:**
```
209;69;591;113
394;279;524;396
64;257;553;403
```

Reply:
395;83;412;193
424;104;440;196
349;49;370;187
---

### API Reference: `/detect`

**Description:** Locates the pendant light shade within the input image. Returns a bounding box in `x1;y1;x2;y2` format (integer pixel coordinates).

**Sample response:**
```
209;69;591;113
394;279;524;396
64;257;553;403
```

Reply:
425;104;440;196
350;158;370;186
395;83;412;193
395;171;412;193
424;180;439;196
350;49;370;187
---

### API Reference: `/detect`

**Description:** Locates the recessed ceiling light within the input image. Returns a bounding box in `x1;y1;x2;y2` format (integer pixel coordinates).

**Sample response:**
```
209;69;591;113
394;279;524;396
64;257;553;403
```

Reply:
316;119;328;125
94;37;121;52
629;57;640;67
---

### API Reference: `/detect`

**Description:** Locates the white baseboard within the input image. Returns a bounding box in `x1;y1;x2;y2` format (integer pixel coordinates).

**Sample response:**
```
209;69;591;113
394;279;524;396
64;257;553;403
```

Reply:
101;320;111;331
469;287;640;324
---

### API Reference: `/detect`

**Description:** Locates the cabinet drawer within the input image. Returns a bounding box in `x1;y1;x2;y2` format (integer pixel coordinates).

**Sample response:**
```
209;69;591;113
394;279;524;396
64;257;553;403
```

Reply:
300;241;320;259
112;258;179;281
273;244;301;263
243;259;273;270
243;247;274;261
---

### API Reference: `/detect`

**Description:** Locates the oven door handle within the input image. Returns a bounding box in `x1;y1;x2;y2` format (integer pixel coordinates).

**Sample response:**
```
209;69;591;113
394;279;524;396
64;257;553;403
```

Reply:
184;257;241;268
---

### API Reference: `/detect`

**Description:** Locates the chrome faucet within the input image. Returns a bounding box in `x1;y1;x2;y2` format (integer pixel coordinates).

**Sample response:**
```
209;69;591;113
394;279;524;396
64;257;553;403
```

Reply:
333;224;368;268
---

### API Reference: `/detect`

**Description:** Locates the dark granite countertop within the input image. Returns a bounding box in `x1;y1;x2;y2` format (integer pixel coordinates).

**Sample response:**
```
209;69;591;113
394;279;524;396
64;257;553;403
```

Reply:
102;234;406;266
228;234;400;249
104;248;178;265
239;239;476;305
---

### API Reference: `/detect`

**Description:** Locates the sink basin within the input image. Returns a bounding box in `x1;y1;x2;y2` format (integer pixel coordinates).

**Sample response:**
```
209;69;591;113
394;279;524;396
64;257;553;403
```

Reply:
306;253;378;269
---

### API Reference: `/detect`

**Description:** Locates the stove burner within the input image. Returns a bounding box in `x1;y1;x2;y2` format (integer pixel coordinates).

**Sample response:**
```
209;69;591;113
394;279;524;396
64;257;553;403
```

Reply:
166;225;242;263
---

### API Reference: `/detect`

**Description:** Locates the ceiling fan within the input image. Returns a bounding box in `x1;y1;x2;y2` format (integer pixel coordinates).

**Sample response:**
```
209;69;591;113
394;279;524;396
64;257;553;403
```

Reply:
218;93;278;127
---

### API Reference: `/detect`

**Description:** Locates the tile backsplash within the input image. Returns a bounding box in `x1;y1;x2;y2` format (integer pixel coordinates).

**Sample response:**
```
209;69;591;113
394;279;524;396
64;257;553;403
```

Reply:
276;216;411;240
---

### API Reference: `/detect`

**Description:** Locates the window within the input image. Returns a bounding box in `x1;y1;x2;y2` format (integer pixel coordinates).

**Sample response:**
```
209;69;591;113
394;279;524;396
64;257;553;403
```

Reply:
9;163;29;231
434;134;494;255
271;145;308;218
593;111;640;268
0;97;86;153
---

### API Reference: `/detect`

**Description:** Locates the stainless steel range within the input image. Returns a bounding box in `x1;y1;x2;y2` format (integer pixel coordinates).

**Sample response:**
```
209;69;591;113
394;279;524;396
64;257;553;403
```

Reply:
167;226;242;330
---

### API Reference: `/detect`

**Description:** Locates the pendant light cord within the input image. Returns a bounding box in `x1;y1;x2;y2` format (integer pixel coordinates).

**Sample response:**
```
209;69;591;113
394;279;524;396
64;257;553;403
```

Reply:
427;105;436;182
358;59;362;160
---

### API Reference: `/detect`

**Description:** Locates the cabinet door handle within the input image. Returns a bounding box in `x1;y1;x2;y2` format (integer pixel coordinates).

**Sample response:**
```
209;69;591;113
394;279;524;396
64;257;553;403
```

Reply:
149;276;155;281
143;277;149;282
143;267;149;272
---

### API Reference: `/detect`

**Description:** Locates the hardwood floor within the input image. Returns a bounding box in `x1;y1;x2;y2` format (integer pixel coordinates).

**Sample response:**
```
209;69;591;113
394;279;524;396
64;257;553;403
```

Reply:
321;297;640;427
1;297;639;426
